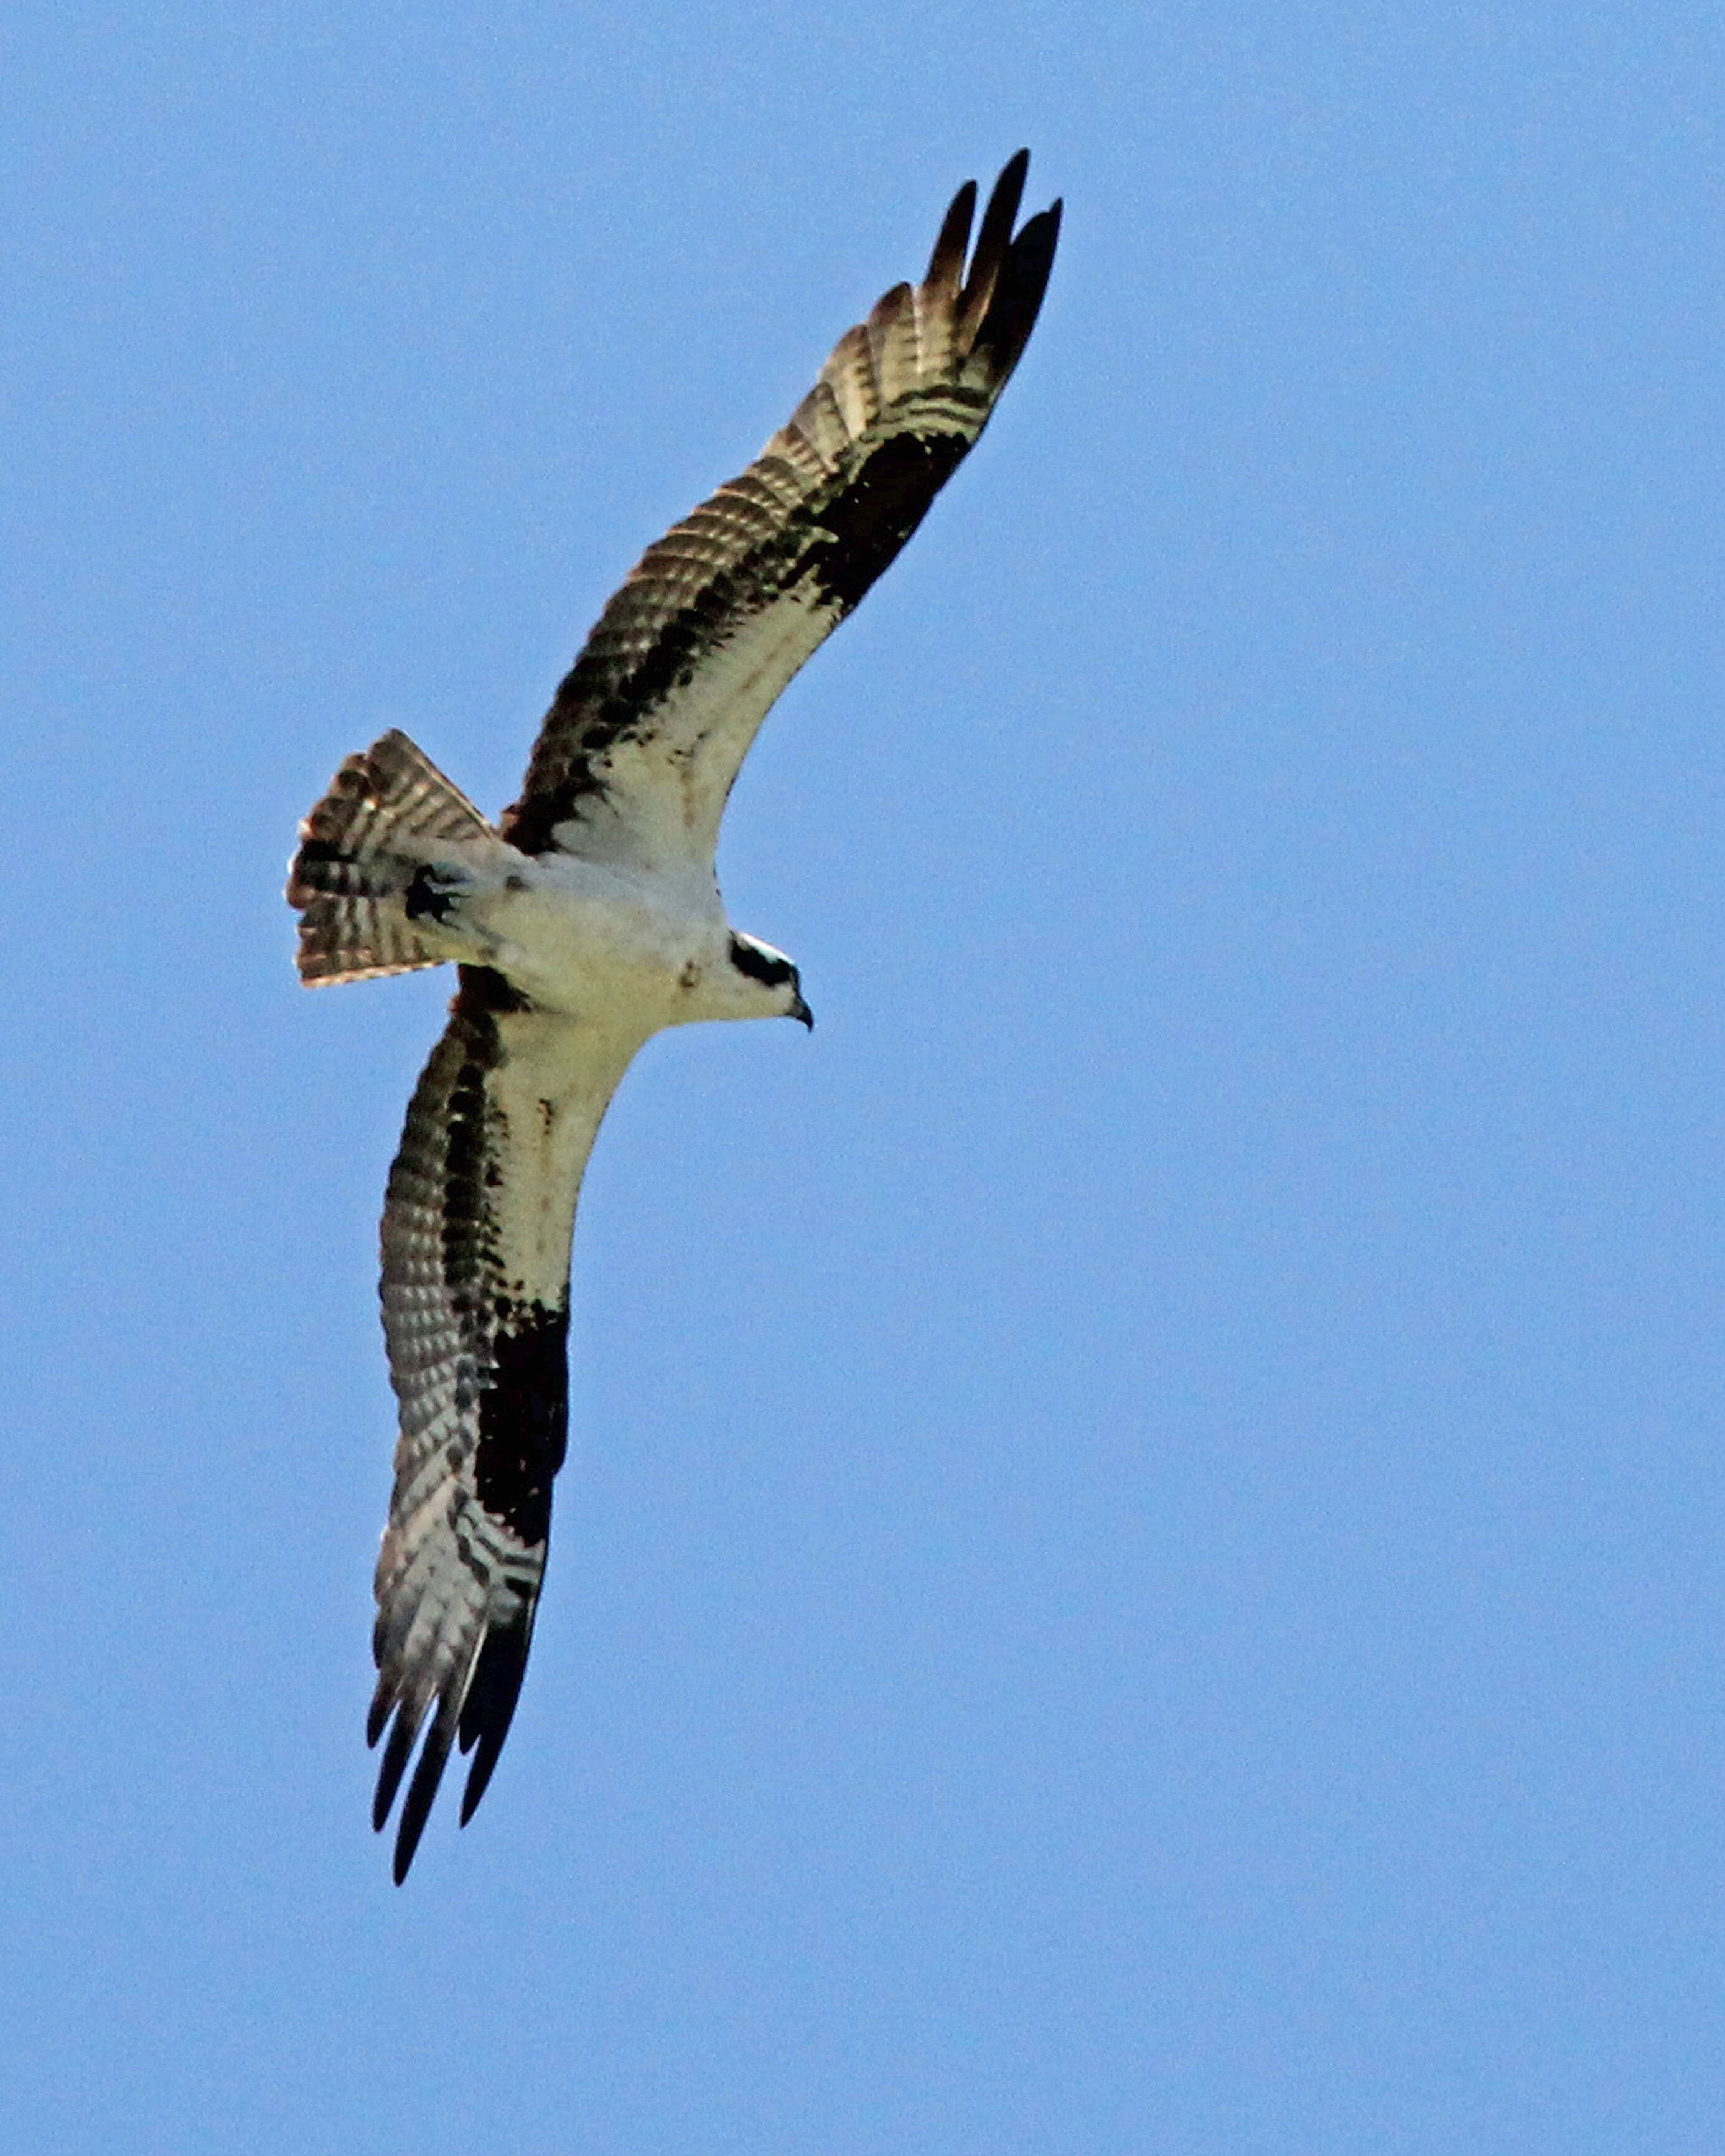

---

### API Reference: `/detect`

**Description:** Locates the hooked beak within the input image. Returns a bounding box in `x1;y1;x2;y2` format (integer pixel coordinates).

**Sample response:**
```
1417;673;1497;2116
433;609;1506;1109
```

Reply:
788;992;814;1032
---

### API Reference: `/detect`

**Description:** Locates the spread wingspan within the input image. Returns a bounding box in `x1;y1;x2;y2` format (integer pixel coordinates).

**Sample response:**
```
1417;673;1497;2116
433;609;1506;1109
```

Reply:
290;152;1060;1882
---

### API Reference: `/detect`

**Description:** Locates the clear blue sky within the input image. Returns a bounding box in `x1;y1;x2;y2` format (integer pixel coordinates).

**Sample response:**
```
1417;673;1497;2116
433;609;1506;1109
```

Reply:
5;3;1724;2149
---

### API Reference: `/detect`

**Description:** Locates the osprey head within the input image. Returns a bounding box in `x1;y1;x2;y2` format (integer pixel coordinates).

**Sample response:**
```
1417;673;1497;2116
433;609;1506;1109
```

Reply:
727;932;813;1029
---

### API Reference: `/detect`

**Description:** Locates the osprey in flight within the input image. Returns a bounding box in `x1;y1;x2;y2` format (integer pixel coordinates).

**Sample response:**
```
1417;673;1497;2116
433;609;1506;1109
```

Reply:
289;153;1060;1881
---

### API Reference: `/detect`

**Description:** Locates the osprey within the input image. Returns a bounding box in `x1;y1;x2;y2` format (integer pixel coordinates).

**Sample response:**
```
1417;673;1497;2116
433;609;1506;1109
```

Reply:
289;153;1060;1882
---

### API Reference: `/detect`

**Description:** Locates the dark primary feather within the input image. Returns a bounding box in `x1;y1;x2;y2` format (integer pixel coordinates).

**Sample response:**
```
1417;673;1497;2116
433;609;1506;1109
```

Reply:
503;152;1060;862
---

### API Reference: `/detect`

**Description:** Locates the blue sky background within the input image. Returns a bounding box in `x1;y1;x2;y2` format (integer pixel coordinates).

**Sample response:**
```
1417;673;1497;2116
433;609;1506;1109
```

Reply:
6;3;1725;2149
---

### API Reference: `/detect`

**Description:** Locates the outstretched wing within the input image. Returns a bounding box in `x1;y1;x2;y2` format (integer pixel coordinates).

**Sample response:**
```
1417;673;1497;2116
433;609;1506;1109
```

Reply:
368;965;639;1882
503;151;1061;869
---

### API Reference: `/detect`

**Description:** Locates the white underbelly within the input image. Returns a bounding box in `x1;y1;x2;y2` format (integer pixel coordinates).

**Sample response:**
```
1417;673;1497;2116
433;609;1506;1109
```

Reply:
471;875;719;1025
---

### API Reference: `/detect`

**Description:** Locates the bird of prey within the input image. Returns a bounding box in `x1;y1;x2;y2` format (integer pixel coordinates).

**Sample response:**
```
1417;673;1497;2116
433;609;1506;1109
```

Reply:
288;152;1060;1881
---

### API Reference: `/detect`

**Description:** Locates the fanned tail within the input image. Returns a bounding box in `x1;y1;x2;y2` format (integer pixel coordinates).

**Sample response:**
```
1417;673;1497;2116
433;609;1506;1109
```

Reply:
287;730;498;984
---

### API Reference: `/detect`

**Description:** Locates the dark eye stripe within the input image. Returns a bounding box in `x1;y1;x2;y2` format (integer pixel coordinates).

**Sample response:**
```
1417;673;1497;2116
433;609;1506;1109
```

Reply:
729;935;794;989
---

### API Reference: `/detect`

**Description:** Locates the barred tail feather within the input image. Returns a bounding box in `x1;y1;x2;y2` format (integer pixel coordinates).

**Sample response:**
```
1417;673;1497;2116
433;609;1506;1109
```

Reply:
287;730;498;985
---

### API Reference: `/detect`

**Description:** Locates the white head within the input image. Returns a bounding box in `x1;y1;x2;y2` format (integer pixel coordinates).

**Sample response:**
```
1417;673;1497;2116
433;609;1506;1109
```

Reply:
721;931;813;1029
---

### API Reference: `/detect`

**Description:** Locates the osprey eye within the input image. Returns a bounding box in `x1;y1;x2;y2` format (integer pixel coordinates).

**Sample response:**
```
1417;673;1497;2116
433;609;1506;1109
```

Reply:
729;935;795;989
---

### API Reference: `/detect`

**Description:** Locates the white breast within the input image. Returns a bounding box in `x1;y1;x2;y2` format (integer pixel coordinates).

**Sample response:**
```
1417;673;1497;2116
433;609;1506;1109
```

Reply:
470;851;729;1027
